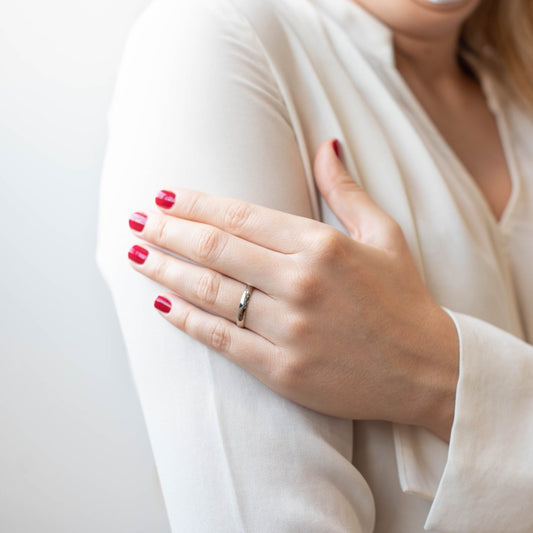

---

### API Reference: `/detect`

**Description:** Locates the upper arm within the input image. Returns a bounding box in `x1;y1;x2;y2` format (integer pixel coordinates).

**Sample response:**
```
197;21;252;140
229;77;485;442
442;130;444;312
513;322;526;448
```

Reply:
95;0;314;283
94;1;374;531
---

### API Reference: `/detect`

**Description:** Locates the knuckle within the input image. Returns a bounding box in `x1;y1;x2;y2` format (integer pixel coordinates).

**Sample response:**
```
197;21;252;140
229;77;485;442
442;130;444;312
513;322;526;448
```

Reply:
313;228;345;261
282;311;311;340
382;218;406;250
182;191;202;219
153;256;171;281
287;265;320;304
195;270;221;306
176;307;192;332
387;219;404;239
208;321;231;353
196;227;225;263
223;201;253;232
154;216;170;244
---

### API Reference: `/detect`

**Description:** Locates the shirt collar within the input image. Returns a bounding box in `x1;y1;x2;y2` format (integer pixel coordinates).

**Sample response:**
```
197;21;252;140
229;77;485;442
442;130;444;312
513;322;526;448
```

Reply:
311;0;498;107
312;0;395;66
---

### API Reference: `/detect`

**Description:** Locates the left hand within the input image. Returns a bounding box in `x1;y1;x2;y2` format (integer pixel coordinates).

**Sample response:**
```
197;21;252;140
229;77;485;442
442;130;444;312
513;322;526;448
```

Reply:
127;138;459;441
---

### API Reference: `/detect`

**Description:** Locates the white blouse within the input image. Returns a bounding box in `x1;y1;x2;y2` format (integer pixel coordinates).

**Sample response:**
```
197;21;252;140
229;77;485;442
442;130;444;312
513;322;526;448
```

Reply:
95;0;533;531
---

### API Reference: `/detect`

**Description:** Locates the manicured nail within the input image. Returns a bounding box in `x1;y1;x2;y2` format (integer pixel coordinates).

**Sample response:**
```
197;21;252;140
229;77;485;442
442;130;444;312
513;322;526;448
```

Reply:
154;295;172;313
155;189;176;209
332;139;340;158
128;244;149;264
129;212;147;232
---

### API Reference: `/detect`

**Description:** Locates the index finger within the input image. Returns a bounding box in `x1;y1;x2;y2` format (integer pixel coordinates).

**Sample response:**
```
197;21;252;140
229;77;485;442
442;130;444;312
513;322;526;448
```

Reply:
154;187;317;254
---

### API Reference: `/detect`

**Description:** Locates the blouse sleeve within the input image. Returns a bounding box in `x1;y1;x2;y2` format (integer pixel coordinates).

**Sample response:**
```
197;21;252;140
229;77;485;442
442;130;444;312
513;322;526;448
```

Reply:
425;307;533;532
94;0;374;531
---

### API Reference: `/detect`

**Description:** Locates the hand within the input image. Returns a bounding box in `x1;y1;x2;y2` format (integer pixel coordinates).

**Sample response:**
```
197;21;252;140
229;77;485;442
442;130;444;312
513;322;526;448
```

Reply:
127;138;459;441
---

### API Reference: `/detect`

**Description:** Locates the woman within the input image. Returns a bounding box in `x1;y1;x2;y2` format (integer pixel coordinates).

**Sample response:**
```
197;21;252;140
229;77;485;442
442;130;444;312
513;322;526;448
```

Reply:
95;0;533;531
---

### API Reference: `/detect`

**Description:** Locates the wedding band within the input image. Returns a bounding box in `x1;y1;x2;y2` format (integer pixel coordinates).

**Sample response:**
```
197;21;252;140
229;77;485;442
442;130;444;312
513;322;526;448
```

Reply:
236;284;254;328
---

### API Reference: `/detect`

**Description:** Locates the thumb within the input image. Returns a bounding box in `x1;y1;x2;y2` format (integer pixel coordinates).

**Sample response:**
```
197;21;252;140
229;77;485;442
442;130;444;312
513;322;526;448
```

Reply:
313;138;399;249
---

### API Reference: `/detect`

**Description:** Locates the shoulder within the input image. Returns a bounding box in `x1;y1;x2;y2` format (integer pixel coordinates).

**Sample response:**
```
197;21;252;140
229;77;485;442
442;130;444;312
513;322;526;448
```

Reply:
115;0;307;106
125;0;315;60
126;0;283;44
114;0;282;103
110;0;297;122
115;0;282;97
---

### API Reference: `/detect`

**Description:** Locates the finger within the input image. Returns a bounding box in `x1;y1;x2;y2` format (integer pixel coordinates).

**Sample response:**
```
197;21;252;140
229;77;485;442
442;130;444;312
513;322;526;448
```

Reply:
128;208;286;295
153;187;317;253
153;291;280;381
313;138;400;249
127;242;283;341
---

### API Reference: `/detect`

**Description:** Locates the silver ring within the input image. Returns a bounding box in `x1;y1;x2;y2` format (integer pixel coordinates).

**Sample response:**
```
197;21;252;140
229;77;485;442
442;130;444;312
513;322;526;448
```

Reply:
236;284;254;328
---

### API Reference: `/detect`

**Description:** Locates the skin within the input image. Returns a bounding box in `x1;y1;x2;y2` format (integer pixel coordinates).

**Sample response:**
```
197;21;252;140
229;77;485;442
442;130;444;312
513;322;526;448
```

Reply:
356;0;512;220
126;0;513;442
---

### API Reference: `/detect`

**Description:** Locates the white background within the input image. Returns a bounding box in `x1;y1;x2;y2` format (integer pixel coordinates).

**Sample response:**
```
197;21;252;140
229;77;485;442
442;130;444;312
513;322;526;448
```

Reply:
0;1;171;531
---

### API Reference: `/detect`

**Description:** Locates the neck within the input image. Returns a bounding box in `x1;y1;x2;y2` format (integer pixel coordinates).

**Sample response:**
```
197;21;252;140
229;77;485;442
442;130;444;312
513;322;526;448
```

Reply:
393;28;464;85
349;0;481;86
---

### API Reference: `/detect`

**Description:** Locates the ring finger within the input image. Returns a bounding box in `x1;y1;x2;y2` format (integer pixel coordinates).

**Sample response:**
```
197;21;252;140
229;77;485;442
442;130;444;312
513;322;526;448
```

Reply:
128;242;282;341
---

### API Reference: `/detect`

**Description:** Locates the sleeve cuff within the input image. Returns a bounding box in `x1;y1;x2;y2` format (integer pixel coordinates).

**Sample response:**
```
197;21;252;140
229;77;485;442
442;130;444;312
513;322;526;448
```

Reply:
425;307;533;532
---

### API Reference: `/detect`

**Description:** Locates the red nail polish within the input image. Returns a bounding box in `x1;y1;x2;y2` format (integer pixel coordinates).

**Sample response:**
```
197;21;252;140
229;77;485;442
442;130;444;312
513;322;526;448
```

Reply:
332;139;340;158
129;212;147;232
155;190;176;209
128;244;149;264
154;295;172;313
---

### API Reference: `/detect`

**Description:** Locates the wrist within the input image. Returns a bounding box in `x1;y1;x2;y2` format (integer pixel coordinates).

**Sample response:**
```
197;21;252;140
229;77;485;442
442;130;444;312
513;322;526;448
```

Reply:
398;303;460;441
418;305;460;441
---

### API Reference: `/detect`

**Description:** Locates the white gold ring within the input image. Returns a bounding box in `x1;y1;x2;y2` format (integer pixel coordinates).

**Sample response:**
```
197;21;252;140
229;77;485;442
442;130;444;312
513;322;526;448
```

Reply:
236;284;254;328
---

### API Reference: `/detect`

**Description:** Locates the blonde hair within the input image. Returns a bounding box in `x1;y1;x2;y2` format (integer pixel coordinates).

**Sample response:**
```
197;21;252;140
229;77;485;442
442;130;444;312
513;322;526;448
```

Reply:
461;0;533;111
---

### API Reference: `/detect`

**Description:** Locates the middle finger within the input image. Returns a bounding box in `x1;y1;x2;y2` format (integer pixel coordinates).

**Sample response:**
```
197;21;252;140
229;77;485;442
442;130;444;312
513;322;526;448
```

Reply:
129;208;287;296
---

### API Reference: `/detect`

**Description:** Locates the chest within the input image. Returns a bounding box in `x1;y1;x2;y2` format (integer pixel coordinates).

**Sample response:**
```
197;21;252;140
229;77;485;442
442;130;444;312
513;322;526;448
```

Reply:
424;93;513;224
397;71;514;225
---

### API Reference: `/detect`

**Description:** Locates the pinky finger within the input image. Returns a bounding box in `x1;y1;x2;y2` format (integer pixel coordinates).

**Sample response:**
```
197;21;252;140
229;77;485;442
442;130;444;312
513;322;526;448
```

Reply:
153;293;280;380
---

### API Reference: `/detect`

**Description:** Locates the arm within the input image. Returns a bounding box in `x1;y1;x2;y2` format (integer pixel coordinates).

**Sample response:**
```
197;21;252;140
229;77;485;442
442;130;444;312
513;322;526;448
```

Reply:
308;152;533;530
312;146;533;531
95;0;374;531
425;308;533;533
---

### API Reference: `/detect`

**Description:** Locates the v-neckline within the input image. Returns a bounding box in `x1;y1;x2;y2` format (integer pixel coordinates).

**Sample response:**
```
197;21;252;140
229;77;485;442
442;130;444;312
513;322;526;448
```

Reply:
387;58;521;235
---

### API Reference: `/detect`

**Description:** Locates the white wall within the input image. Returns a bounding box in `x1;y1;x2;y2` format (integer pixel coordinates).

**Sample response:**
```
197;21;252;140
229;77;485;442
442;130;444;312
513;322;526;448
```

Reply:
0;1;170;531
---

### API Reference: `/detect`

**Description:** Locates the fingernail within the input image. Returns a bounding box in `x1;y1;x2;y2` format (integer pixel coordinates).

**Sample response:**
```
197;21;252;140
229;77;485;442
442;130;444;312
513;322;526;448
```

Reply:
154;295;172;313
155;189;176;209
332;139;340;158
128;244;149;264
129;212;147;232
